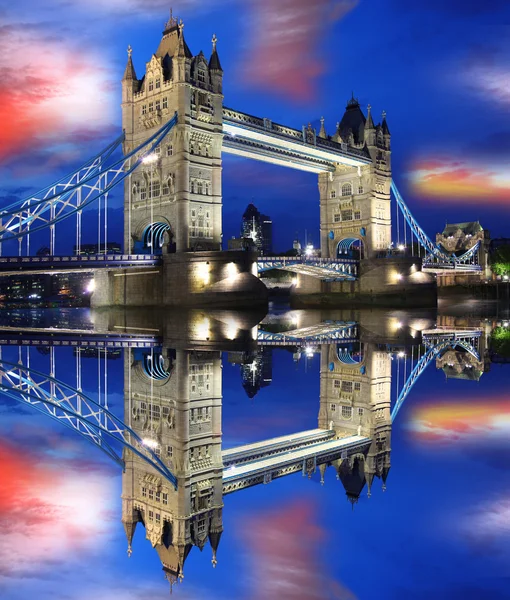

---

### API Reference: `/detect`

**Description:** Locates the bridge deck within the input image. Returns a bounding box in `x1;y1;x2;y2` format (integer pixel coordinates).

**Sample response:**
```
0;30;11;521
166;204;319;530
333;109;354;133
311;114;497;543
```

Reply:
223;435;370;485
0;327;161;347
222;428;335;467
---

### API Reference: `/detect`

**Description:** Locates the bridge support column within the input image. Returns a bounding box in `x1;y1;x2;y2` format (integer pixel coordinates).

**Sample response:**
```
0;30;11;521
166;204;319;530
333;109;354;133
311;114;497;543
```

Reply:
91;251;268;308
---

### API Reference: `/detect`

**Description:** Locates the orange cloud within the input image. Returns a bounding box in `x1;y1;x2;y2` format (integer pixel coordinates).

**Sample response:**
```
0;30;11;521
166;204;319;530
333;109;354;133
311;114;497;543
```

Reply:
242;500;357;599
241;0;359;102
409;157;510;204
408;398;510;443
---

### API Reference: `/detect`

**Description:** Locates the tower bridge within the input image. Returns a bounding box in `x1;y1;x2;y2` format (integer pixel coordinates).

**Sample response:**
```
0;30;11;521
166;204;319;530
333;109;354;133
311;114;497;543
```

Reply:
0;14;486;308
0;323;485;584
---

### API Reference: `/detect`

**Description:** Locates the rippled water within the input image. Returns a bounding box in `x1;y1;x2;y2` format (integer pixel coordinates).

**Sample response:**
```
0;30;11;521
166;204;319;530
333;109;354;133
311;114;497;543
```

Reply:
0;305;508;600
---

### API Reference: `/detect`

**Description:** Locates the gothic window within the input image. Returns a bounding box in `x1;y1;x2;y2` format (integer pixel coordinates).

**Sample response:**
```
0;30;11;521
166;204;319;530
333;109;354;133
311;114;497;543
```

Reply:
149;181;160;199
331;403;336;412
334;214;341;223
148;510;154;520
341;406;353;420
330;190;336;198
354;382;361;391
155;100;161;111
142;104;147;115
358;185;364;194
155;79;161;89
198;69;206;83
341;183;352;196
154;145;161;156
197;182;203;195
149;405;160;419
148;80;154;92
205;145;210;157
162;493;168;505
190;141;195;154
197;519;206;534
334;380;341;388
148;101;154;112
358;407;364;416
154;446;161;458
341;381;353;392
191;180;196;194
204;182;210;196
354;210;361;220
341;209;353;221
142;487;147;497
155;513;161;524
162;96;168;109
149;489;154;500
166;144;173;156
162;182;169;196
140;188;147;201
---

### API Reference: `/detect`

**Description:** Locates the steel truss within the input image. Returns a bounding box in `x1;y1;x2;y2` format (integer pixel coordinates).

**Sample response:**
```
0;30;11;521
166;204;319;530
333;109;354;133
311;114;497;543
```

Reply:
391;180;482;269
0;114;178;246
391;334;481;421
0;358;177;487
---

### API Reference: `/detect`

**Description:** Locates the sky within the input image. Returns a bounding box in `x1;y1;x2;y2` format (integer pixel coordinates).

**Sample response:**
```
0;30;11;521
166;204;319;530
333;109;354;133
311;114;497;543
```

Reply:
0;0;509;253
0;317;509;600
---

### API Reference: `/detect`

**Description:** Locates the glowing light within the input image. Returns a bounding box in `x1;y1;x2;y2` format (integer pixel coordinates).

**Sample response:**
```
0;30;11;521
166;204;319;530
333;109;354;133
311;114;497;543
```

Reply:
86;279;95;293
398;351;405;358
142;438;159;449
395;273;403;281
196;317;210;340
197;262;210;285
305;346;314;358
142;153;158;164
504;275;509;281
224;318;238;341
305;244;314;257
292;277;298;285
226;262;238;280
397;244;405;251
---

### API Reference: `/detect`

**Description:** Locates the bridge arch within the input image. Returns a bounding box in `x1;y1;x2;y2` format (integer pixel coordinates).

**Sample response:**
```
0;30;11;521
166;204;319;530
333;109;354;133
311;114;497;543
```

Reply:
134;217;174;254
337;237;364;260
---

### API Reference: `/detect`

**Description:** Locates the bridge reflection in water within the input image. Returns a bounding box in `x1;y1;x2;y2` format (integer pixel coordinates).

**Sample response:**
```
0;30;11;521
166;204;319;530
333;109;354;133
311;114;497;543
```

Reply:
0;311;489;589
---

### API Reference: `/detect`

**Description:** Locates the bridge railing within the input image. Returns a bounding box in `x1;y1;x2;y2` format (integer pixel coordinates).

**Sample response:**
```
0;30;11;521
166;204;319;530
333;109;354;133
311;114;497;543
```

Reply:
0;254;161;266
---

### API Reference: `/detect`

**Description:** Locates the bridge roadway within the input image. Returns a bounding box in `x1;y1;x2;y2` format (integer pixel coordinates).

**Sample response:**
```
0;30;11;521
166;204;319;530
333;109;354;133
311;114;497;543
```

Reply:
258;256;359;281
222;434;371;495
0;254;161;275
222;428;336;468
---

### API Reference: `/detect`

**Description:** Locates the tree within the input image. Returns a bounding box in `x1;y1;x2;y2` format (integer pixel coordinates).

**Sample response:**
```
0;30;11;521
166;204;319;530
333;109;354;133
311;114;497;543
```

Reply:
490;244;510;276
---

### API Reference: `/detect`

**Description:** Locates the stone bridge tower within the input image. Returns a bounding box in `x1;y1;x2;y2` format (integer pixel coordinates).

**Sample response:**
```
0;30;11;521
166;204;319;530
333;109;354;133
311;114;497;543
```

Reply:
318;96;392;260
318;341;392;502
122;14;224;254
121;347;223;584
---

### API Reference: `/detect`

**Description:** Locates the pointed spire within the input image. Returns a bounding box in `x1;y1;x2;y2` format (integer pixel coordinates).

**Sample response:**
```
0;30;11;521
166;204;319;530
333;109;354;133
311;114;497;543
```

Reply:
366;103;374;129
318;116;327;139
209;33;223;71
123;45;137;81
382;110;390;135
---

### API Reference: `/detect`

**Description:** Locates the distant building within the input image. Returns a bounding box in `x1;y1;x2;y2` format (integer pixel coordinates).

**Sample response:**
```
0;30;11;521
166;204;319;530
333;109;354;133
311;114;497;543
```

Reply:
74;242;122;256
227;236;256;251
0;272;91;305
241;204;272;256
240;347;273;399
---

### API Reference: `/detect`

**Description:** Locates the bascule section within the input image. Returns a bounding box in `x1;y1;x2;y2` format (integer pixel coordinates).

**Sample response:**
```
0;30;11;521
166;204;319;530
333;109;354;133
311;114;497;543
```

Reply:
122;348;224;584
318;342;392;502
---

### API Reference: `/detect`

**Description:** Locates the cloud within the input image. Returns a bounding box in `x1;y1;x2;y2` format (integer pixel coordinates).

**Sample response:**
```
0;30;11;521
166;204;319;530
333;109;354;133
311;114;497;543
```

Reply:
239;0;359;102
240;499;357;599
408;157;510;205
0;438;116;579
0;21;116;169
407;397;510;444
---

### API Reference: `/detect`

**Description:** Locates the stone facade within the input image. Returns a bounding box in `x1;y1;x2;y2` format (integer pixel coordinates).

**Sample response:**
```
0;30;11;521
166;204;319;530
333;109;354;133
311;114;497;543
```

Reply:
318;98;392;260
318;342;392;500
121;16;224;254
122;347;223;584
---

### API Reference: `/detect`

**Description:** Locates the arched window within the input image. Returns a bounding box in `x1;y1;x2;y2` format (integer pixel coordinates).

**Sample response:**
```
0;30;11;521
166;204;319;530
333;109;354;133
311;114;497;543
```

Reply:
166;144;173;157
197;181;203;195
341;183;352;197
198;69;206;83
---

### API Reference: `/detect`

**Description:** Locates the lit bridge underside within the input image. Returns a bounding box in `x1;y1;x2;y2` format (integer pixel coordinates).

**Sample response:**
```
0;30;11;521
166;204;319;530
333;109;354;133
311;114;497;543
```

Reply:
257;321;358;346
222;107;371;173
222;434;370;495
258;257;359;281
0;254;161;276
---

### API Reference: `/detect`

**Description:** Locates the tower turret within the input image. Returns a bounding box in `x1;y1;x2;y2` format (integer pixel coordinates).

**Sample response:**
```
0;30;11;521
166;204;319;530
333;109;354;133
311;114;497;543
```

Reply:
209;34;223;94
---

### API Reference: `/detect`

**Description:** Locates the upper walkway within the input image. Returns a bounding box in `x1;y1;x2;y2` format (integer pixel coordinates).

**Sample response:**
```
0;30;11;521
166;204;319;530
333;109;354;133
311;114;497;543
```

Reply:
222;428;336;467
222;107;371;173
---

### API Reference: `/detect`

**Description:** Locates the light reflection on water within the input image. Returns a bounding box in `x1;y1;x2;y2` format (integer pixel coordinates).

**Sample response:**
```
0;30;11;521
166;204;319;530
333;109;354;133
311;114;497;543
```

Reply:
0;306;508;600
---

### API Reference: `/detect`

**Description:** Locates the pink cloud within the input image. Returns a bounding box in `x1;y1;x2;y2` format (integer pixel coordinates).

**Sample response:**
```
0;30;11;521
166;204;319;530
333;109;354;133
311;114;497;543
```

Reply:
240;0;359;102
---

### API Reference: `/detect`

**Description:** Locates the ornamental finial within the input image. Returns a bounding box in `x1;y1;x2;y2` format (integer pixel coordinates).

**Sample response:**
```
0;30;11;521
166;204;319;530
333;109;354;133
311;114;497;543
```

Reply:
212;33;217;51
382;110;387;120
178;18;184;32
165;8;178;30
127;45;132;58
127;544;132;557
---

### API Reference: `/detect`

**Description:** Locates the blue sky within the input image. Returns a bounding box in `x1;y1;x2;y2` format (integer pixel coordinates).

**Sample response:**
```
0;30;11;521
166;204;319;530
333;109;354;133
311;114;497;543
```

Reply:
0;0;509;253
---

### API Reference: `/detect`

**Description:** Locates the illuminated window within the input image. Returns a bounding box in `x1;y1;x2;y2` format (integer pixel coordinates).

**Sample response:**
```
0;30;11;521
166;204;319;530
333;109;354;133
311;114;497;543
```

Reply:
341;183;352;196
